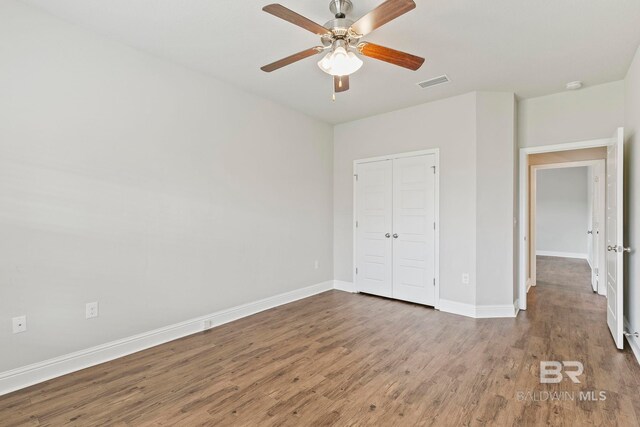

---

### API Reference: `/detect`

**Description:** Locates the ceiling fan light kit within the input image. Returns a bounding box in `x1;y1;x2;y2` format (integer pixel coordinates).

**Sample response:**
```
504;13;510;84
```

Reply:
317;40;363;76
261;0;425;94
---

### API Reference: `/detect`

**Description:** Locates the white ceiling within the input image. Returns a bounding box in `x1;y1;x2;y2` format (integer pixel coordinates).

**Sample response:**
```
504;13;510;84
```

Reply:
22;0;640;124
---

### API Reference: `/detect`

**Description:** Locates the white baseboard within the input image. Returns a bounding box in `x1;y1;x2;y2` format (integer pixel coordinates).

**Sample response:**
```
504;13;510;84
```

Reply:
439;299;518;319
0;280;334;396
438;299;476;318
333;280;356;293
536;250;588;260
475;304;519;318
624;317;640;367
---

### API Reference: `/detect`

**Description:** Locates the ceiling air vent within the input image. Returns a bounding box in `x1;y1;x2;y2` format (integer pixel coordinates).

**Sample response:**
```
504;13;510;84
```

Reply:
417;75;450;89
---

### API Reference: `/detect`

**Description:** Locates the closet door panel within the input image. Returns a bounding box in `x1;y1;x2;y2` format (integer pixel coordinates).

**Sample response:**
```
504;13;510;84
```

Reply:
355;160;393;298
392;155;436;305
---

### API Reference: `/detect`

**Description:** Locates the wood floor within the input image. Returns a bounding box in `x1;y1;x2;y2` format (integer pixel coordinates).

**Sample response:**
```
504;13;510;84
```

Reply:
2;257;640;426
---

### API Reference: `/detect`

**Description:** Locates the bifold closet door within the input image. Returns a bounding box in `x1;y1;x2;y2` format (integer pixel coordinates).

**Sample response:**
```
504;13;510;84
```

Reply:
392;155;436;306
355;160;393;298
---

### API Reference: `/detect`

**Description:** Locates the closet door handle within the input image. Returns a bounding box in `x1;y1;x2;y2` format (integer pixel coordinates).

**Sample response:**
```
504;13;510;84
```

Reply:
393;233;399;239
385;233;391;238
587;230;593;235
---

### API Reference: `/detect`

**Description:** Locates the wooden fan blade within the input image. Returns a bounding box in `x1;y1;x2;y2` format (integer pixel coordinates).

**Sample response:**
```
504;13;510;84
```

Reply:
261;47;324;72
350;0;415;37
334;75;350;92
263;4;331;36
358;42;424;70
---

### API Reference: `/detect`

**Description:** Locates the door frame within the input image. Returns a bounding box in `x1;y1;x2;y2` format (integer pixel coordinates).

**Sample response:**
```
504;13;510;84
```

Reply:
353;148;440;308
518;138;613;310
529;159;606;294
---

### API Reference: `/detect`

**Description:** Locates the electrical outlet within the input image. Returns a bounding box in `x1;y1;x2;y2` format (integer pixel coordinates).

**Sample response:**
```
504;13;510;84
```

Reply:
12;316;27;334
462;273;470;285
314;260;319;270
86;302;99;319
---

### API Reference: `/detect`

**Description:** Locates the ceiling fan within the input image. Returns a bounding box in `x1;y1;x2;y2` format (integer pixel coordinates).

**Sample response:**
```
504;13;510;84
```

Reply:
260;0;425;94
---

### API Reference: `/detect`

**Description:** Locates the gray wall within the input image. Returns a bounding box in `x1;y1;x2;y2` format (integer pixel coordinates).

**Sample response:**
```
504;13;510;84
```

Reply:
625;44;640;349
0;1;334;372
475;93;517;306
536;167;589;255
518;81;625;148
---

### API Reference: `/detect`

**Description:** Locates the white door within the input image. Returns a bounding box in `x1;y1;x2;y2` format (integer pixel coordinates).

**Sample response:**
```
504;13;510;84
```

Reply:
391;155;437;306
355;160;393;298
606;128;625;349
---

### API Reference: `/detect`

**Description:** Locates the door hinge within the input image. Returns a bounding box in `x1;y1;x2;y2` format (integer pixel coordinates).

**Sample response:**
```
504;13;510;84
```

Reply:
595;267;599;276
356;220;358;228
355;267;358;275
431;165;436;174
354;174;358;181
433;278;436;286
433;222;436;230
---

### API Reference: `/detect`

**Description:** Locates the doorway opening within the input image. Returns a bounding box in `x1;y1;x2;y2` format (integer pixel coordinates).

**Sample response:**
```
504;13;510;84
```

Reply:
518;129;626;349
530;159;606;296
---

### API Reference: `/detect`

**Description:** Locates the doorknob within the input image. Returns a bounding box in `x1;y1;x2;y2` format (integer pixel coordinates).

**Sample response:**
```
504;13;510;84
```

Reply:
622;247;632;253
385;233;391;238
393;233;399;239
587;230;593;234
608;245;618;252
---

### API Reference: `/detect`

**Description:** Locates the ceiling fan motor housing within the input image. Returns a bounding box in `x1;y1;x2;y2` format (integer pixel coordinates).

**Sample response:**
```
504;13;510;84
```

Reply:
322;18;355;45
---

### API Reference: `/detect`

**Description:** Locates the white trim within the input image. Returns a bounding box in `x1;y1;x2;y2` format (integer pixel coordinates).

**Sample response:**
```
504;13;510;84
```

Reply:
0;281;334;396
475;304;518;319
532;160;604;170
352;148;440;165
522;138;613;155
434;150;440;309
333;280;356;293
536;250;588;260
438;299;518;319
624;317;640;366
438;299;477;318
518;137;614;312
353;148;440;309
